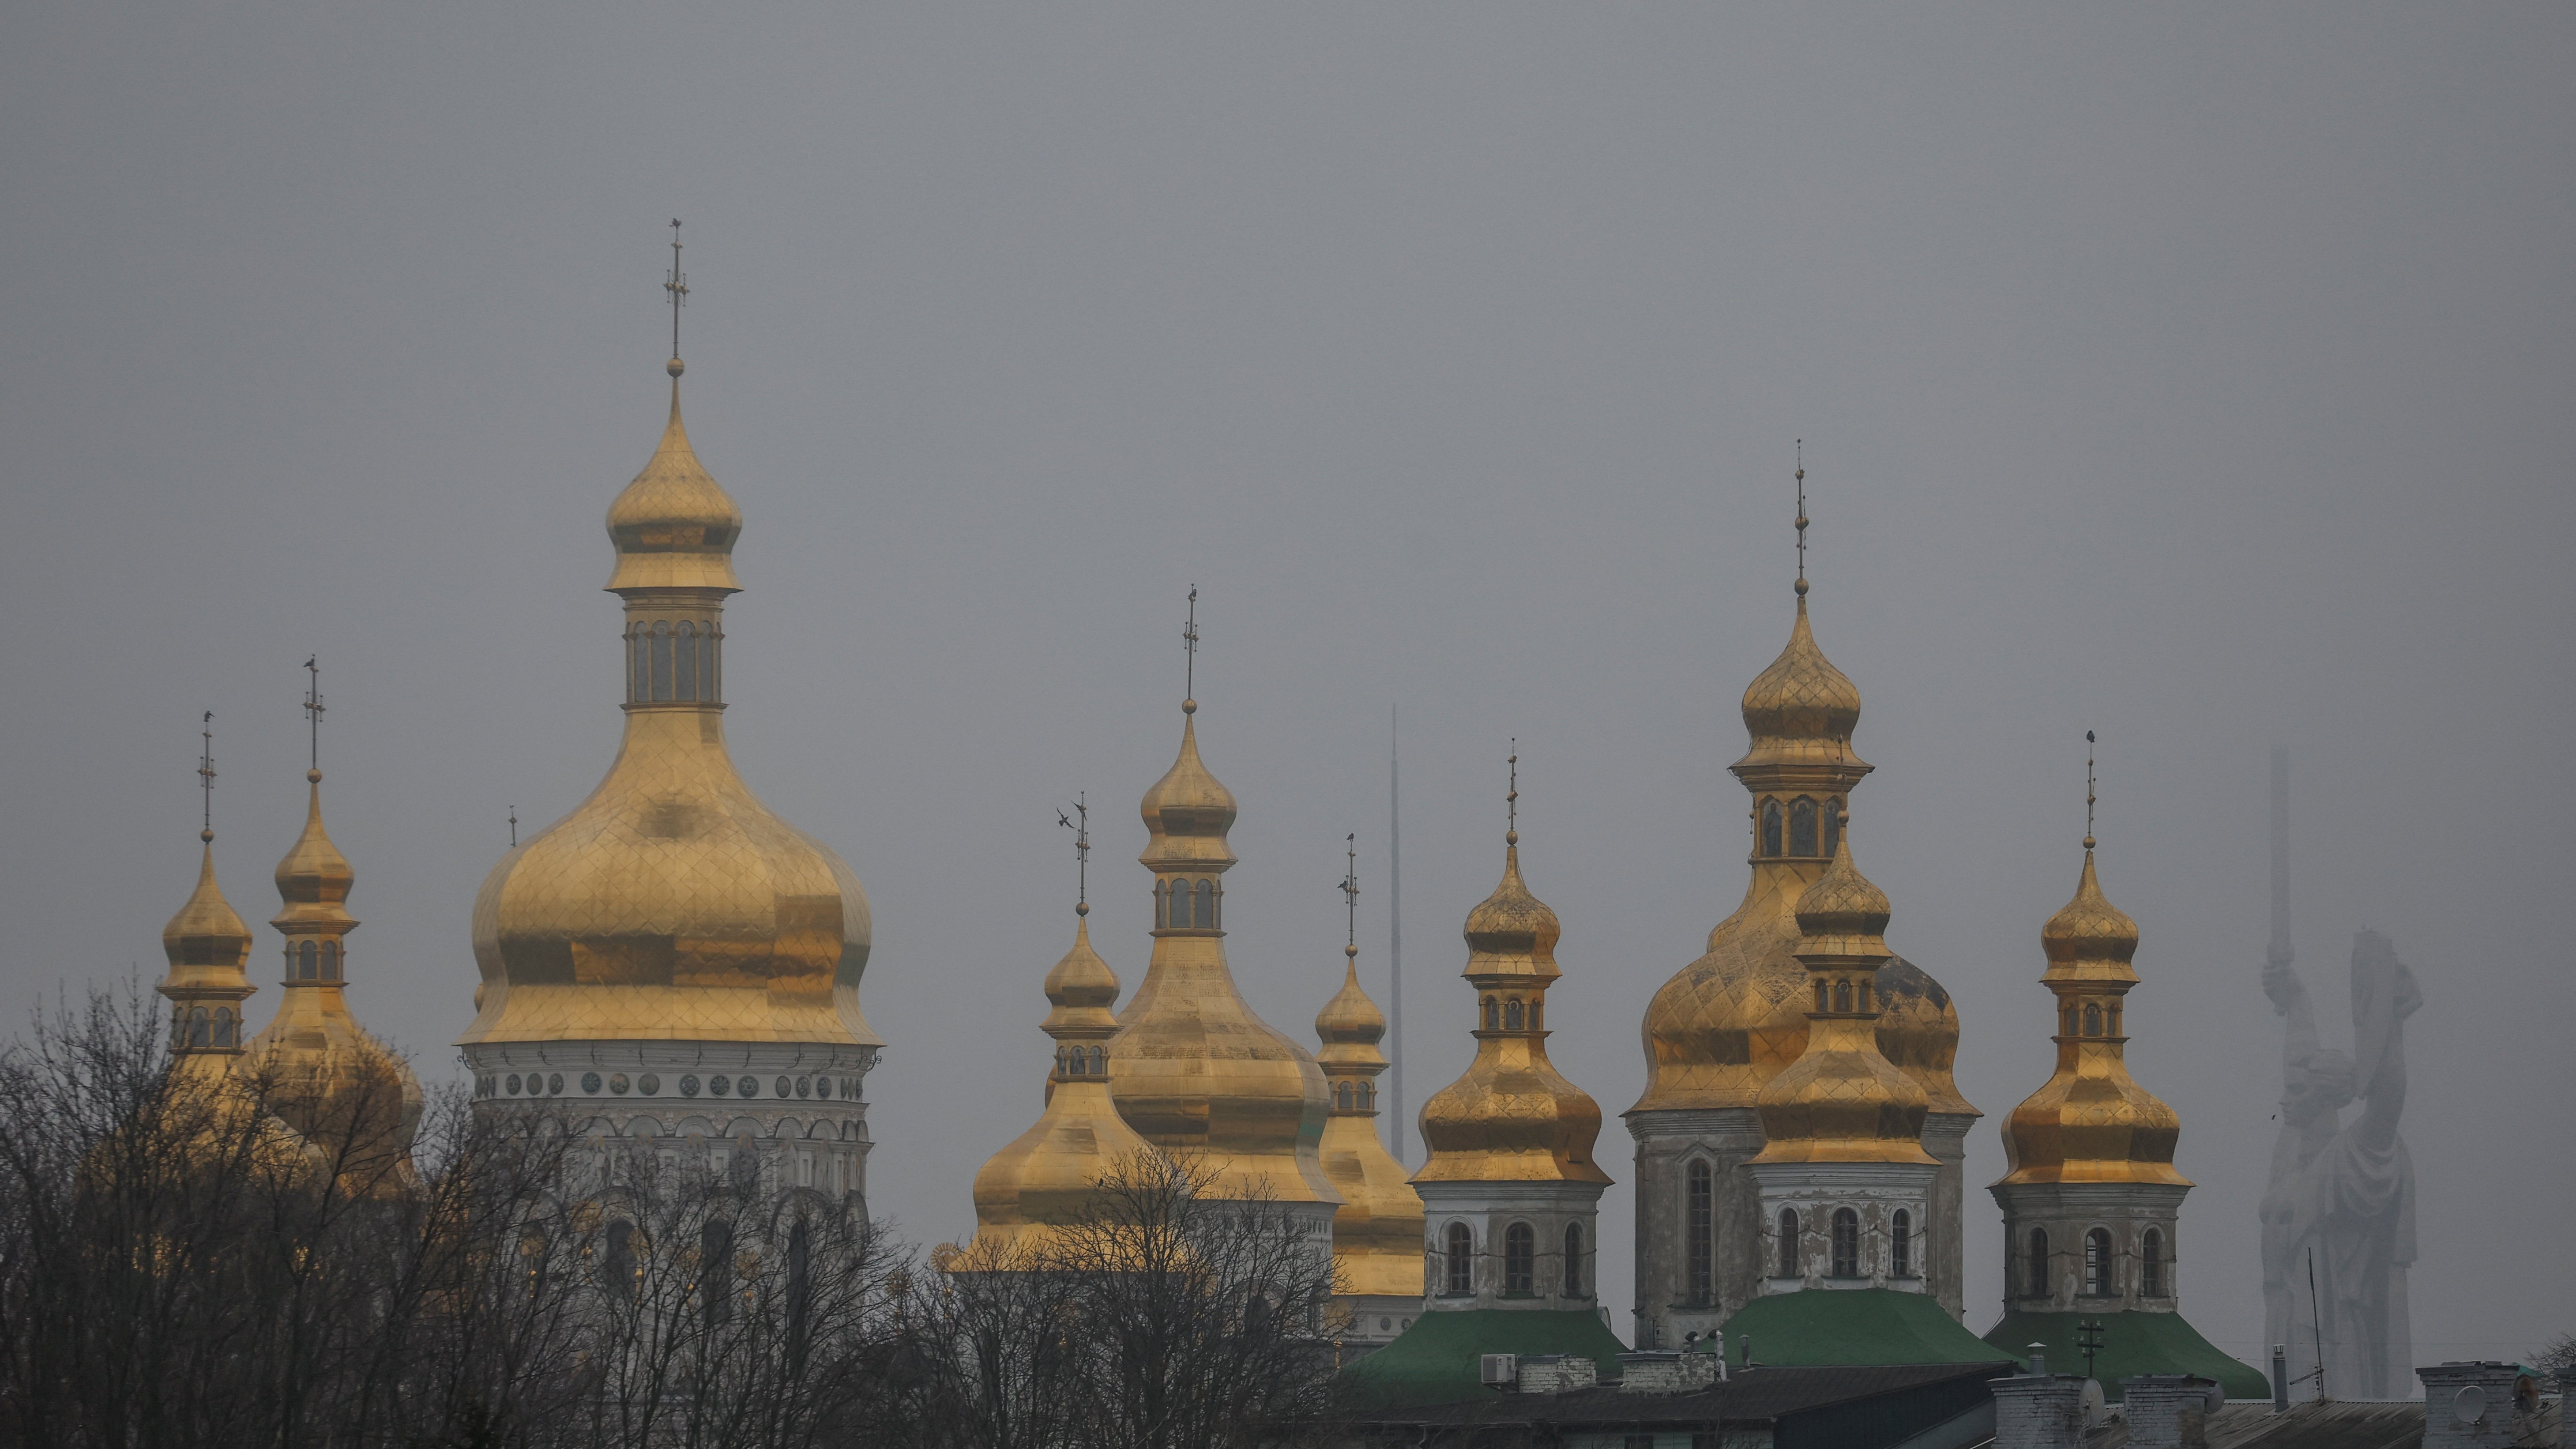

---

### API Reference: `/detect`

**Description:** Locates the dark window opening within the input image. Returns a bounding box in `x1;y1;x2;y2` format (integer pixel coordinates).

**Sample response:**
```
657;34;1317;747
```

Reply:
2028;1228;2050;1298
1892;1209;1912;1278
2083;1002;2103;1036
1444;1223;1473;1295
1194;879;1215;929
651;623;673;703
1761;802;1783;857
1503;1223;1534;1295
1503;999;1524;1031
1685;1160;1713;1306
1778;1208;1800;1278
675;621;697;700
1564;1222;1586;1298
1790;798;1819;856
2084;1227;2112;1296
1821;802;1841;854
2141;1229;2164;1297
1830;1208;1860;1278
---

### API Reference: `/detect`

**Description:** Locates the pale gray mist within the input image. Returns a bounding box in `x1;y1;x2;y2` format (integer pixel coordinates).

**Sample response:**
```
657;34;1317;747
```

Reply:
4;4;2569;1376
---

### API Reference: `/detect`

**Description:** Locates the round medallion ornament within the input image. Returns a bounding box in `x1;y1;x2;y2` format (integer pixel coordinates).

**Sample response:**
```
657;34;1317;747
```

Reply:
639;1073;661;1095
546;1073;564;1095
711;1074;731;1096
608;1073;630;1095
679;1074;699;1097
506;1074;521;1095
581;1072;603;1095
740;1076;760;1098
778;1076;793;1099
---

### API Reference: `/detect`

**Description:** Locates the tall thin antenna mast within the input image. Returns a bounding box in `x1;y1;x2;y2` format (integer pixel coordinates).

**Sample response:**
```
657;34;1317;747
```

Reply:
2268;746;2293;979
1388;705;1404;1164
198;711;216;843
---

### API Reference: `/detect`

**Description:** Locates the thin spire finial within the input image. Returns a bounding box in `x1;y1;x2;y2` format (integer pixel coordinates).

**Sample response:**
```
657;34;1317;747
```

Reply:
508;803;518;848
1794;441;1810;598
664;219;688;377
2083;730;2098;851
1339;833;1359;960
302;655;324;779
198;710;216;843
1058;794;1092;915
1182;586;1200;710
1505;741;1519;847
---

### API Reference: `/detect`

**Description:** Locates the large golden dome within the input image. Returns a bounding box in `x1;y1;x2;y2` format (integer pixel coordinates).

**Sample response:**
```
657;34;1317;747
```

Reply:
1106;699;1337;1206
456;378;876;1050
1416;838;1612;1187
972;915;1157;1258
1995;847;2186;1186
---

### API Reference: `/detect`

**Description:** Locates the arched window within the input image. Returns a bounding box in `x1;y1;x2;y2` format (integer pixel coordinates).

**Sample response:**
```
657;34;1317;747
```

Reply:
1503;1223;1535;1295
1157;881;1172;928
211;1006;234;1049
1334;1081;1350;1111
188;1006;210;1049
1821;801;1841;854
2106;1003;2122;1037
1833;978;1853;1013
2083;1003;2103;1037
320;940;339;981
1194;879;1215;929
1685;1160;1714;1306
1892;1209;1912;1278
2140;1229;2165;1297
1777;1209;1800;1278
1564;1222;1587;1298
630;627;651;703
2083;1228;2112;1296
1482;997;1499;1031
2061;1005;2078;1037
1087;1046;1105;1075
701;1218;734;1328
651;622;673;703
298;940;318;981
674;621;697;700
1358;1080;1374;1110
700;626;718;702
1790;798;1819;856
1830;1208;1860;1278
1503;999;1525;1031
1065;1047;1086;1076
2027;1228;2050;1298
1444;1223;1473;1295
1814;980;1829;1013
1761;802;1783;857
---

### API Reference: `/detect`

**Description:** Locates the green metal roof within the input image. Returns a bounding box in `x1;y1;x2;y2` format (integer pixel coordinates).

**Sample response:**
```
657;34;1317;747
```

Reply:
1982;1309;2270;1402
1339;1308;1631;1408
1710;1289;2019;1370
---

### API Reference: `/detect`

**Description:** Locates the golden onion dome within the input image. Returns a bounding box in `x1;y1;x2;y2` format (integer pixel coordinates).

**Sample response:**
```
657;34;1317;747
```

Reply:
605;382;742;593
162;844;256;999
456;376;877;1051
972;913;1158;1259
1736;596;1862;769
249;769;421;1192
1996;847;2186;1186
1312;946;1425;1301
1873;957;1975;1117
1108;700;1338;1207
1416;837;1613;1187
1750;831;1936;1165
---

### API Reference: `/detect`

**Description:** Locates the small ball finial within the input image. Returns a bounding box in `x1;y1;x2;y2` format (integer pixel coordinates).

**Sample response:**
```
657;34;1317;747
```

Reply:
1345;942;1358;960
1794;577;1809;596
667;357;685;378
201;828;214;843
306;768;322;785
2083;836;2096;851
1182;698;1196;715
1506;831;1519;846
1076;901;1089;917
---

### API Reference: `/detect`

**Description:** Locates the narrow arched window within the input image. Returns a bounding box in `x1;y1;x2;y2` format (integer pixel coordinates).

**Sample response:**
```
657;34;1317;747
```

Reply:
1482;997;1499;1031
1155;881;1170;928
1821;801;1841;854
298;940;318;981
2106;1003;2122;1037
1334;1082;1350;1111
188;1006;210;1048
1892;1209;1912;1278
2084;1228;2112;1296
1358;1080;1373;1110
1444;1223;1473;1295
2140;1229;2164;1297
1830;1208;1860;1278
320;940;339;981
1685;1161;1714;1306
674;621;696;700
651;622;673;702
1195;879;1216;929
1761;801;1783;857
700;626;718;702
2062;1005;2079;1036
701;1218;734;1328
211;1006;234;1049
1089;1046;1105;1075
1790;798;1819;855
1066;1047;1085;1076
2083;1002;2103;1036
2028;1228;2050;1298
1503;999;1524;1031
1564;1222;1586;1298
1778;1209;1801;1278
1504;1223;1534;1295
630;627;651;703
1833;978;1853;1013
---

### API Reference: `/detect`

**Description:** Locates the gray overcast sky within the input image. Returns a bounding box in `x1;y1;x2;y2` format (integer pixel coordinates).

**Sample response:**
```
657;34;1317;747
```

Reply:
5;3;2570;1371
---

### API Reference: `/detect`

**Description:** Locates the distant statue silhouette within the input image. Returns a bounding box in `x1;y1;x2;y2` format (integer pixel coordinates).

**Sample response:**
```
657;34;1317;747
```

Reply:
2260;929;2418;1400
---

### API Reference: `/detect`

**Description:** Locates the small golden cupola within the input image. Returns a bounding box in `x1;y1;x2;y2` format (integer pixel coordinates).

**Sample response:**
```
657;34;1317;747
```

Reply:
1413;755;1612;1314
246;662;423;1188
1107;594;1339;1212
1314;838;1426;1343
1750;821;1936;1166
1996;749;2185;1189
972;810;1159;1261
158;714;259;1079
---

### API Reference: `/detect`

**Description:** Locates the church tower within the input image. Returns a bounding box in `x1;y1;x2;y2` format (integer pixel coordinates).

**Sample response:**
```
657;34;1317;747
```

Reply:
1314;838;1425;1352
246;662;422;1192
159;715;259;1078
1626;477;1975;1347
458;282;881;1206
1410;757;1612;1315
1981;746;2266;1398
1105;597;1340;1246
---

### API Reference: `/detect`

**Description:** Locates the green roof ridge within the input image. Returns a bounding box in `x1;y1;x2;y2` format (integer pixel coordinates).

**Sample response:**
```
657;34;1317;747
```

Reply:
1711;1289;2016;1369
1980;1309;2270;1402
1340;1308;1630;1408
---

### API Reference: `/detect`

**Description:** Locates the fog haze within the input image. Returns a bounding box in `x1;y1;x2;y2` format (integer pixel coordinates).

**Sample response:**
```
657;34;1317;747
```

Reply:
4;4;2570;1373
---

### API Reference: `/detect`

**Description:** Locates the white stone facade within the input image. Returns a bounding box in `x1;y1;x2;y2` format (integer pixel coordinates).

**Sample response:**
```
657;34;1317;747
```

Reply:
1989;1181;2187;1314
1417;1180;1607;1314
1749;1159;1937;1296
